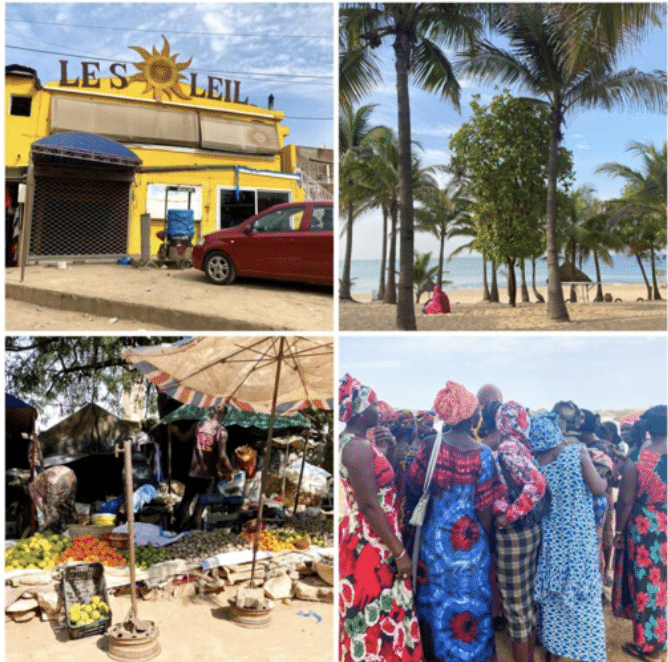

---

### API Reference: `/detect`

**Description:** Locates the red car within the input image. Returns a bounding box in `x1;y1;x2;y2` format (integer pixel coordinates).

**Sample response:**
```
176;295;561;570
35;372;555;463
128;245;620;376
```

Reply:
192;201;333;286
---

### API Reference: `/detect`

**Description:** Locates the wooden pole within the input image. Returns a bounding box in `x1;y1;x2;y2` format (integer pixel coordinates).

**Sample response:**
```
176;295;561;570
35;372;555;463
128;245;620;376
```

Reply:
19;164;35;282
250;337;284;586
115;439;137;618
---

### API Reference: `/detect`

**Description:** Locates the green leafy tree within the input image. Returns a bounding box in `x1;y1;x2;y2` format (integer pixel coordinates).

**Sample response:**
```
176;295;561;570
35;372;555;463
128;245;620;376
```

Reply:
5;337;177;420
340;3;482;329
458;3;666;320
412;251;438;303
449;92;574;307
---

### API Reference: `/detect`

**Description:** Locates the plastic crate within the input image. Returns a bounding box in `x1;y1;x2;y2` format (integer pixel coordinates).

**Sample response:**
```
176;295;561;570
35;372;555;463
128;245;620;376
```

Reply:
61;563;112;639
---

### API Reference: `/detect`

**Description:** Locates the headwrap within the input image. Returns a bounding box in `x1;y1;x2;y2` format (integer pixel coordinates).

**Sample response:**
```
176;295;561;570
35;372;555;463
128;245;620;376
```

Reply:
339;373;377;423
579;409;601;434
552;401;584;432
619;412;641;429
433;381;478;426
496;401;531;447
389;409;417;440
529;412;563;452
377;401;394;425
235;446;257;479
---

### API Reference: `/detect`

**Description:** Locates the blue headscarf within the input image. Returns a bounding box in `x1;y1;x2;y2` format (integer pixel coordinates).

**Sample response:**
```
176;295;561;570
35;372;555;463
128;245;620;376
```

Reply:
530;412;563;452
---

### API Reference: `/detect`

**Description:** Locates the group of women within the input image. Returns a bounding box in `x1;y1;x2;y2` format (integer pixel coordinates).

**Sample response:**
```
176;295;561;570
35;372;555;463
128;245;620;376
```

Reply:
338;374;667;662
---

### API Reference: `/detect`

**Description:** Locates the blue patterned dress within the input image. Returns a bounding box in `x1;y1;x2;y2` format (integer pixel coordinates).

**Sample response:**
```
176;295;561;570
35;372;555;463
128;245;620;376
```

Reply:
534;444;605;662
405;440;500;662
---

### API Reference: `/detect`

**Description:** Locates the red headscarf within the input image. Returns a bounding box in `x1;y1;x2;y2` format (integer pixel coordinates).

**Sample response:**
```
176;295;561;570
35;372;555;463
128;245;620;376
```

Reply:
433;381;478;426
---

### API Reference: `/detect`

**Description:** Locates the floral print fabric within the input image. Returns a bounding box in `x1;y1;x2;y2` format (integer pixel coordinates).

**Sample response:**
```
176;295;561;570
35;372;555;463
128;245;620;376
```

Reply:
339;432;423;662
339;373;377;423
404;440;501;662
493;439;547;524
612;448;667;654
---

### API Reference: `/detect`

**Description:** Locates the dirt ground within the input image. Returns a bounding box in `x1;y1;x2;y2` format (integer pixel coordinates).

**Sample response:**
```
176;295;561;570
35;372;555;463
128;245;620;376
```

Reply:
5;298;171;331
5;584;334;662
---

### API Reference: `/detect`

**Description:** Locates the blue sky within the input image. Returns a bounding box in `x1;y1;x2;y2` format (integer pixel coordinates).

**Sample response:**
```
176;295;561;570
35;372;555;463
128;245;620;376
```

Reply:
339;334;667;414
5;3;334;148
345;11;667;260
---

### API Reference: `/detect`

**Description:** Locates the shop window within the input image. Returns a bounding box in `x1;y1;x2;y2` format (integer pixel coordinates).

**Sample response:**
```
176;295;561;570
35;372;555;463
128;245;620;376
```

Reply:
10;96;32;117
146;184;202;221
219;189;290;229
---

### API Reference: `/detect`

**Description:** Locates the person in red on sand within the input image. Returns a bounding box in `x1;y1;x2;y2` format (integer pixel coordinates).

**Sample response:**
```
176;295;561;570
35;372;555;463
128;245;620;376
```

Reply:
423;284;451;314
171;405;233;532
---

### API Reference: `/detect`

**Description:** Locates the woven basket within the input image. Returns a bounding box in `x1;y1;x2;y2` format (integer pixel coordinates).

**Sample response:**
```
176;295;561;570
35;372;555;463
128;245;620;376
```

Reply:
314;559;333;586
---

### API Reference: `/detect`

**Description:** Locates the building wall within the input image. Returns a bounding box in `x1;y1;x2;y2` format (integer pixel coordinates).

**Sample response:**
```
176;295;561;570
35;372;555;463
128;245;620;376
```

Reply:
6;72;306;257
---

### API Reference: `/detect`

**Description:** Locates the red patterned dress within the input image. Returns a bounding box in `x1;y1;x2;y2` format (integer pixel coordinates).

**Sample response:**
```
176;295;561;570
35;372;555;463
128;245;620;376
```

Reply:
339;432;423;662
613;447;667;655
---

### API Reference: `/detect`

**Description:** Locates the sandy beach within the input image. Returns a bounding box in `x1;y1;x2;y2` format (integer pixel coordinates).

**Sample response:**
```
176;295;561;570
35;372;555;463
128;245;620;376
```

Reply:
339;283;667;331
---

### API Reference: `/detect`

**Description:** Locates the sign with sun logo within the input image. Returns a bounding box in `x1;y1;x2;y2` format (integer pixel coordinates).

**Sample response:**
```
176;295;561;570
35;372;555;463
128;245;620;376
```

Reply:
129;36;192;103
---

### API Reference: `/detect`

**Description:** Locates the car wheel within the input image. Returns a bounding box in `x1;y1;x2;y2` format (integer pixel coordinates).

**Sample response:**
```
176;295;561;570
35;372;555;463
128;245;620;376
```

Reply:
204;251;236;285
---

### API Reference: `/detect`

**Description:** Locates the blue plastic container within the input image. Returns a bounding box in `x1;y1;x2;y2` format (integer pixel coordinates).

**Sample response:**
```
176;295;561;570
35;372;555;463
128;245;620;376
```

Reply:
166;209;195;239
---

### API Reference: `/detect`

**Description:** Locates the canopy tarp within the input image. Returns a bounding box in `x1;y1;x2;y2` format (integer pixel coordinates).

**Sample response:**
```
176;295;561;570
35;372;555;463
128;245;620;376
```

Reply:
38;403;141;458
122;337;333;413
6;393;37;438
157;404;311;430
31;131;142;168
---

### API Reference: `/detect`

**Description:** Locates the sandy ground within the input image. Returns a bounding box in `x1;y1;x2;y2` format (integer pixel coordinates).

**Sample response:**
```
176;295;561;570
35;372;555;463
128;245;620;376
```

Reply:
339;284;667;331
4;299;171;332
5;585;334;662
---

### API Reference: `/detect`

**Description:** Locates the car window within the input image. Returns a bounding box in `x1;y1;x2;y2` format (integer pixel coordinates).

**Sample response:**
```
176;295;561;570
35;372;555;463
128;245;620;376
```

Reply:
252;208;305;232
310;206;333;231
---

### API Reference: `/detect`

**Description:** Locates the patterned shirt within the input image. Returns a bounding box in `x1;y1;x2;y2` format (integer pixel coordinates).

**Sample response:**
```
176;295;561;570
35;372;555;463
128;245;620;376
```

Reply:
493;439;547;523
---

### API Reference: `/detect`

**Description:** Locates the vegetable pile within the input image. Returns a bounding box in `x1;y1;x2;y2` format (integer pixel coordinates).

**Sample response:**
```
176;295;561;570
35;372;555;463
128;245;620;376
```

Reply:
56;535;126;567
119;544;169;570
67;596;110;627
5;532;71;571
240;529;311;552
162;530;248;561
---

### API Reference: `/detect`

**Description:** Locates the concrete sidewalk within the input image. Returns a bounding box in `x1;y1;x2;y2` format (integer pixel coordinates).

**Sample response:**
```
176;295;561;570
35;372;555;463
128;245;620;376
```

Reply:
6;264;333;332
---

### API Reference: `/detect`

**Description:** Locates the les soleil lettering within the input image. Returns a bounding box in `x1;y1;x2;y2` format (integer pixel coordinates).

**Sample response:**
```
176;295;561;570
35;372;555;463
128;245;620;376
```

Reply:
58;36;248;105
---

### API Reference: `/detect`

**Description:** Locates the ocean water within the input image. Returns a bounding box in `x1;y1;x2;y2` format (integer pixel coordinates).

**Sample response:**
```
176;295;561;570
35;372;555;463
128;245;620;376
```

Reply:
340;254;660;295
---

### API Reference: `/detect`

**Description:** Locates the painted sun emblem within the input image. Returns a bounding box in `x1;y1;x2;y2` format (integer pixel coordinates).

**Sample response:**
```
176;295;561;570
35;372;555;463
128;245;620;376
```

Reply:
129;36;192;102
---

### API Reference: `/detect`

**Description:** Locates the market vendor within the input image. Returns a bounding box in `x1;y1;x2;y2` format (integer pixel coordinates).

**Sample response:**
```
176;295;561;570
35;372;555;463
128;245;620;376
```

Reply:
171;406;234;532
28;465;78;533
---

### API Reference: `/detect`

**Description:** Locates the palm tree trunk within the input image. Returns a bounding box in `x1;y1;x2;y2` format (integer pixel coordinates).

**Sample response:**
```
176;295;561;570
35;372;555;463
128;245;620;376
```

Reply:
482;257;490;301
520;259;530;302
378;205;388;301
340;199;354;300
532;257;545;303
393;31;417;330
650;246;662;300
635;253;652;300
438;229;445;287
507;258;517;307
490;259;499;303
593;253;604;302
384;206;397;304
545;103;570;321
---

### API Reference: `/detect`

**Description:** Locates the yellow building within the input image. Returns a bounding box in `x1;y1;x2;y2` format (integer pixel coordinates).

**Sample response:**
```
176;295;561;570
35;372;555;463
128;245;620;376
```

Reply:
5;41;310;262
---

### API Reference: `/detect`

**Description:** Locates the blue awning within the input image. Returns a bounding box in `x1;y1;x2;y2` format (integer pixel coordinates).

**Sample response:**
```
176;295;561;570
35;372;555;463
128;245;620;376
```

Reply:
31;132;141;168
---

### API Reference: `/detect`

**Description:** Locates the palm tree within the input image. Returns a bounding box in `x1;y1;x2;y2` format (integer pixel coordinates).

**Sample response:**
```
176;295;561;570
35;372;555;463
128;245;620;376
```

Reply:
414;179;469;289
340;3;482;329
339;104;378;300
458;3;666;321
413;251;438;304
596;140;667;299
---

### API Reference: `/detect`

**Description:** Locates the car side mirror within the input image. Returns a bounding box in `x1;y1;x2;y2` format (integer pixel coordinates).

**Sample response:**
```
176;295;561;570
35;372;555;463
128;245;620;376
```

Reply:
243;225;252;235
